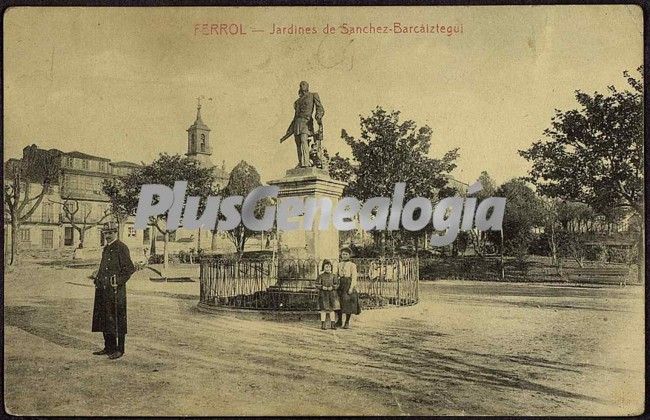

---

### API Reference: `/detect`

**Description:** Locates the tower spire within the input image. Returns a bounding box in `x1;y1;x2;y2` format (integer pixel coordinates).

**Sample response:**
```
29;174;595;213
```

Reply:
187;96;211;166
195;96;204;124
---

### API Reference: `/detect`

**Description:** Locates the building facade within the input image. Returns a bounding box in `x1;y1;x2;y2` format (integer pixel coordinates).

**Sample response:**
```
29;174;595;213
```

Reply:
4;145;144;256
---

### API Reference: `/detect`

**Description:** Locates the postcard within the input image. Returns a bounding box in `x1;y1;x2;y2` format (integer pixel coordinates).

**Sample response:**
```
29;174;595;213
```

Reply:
3;5;645;416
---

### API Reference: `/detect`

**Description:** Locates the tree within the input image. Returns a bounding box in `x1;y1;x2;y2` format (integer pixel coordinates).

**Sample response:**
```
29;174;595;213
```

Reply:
328;154;355;183
489;179;544;268
221;160;269;257
519;67;643;215
102;176;141;239
102;153;215;271
50;199;112;248
4;154;58;265
330;107;459;254
468;171;497;257
538;197;563;273
519;67;644;279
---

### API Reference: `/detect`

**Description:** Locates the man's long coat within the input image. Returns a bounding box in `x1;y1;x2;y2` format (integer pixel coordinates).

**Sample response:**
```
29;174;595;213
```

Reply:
91;240;136;335
285;92;325;137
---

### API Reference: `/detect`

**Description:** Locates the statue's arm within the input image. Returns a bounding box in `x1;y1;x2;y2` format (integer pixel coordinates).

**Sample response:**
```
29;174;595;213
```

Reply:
280;120;294;143
313;93;324;123
285;119;294;135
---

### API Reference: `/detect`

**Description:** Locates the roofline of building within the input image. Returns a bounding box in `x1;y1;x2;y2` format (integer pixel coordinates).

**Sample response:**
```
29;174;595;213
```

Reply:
110;161;142;167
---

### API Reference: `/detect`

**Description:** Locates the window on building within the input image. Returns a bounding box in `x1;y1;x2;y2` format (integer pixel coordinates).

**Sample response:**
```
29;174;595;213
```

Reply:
128;226;137;237
65;201;76;213
83;178;93;191
99;161;106;172
200;134;206;151
66;157;74;167
41;202;55;223
81;202;92;219
64;227;74;246
18;229;30;242
82;159;89;170
41;229;54;249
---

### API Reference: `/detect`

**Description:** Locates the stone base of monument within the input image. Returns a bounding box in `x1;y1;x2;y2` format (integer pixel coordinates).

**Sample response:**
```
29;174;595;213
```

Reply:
197;301;320;320
264;165;346;311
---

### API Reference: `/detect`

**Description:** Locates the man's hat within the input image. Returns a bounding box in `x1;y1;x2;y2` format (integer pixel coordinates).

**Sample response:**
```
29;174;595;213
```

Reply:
101;221;118;233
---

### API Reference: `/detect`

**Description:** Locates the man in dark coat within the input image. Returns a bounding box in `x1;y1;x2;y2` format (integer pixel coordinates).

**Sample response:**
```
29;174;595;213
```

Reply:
279;81;325;167
91;221;135;360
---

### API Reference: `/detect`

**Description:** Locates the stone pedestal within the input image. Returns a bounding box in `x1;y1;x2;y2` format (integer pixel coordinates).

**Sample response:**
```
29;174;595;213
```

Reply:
268;166;347;293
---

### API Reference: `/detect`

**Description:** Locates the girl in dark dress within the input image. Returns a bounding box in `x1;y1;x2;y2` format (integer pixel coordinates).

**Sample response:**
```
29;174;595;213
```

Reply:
337;247;361;329
315;260;340;330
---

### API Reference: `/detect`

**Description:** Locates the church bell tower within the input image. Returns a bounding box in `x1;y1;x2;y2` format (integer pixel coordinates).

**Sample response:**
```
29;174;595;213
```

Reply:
186;99;213;167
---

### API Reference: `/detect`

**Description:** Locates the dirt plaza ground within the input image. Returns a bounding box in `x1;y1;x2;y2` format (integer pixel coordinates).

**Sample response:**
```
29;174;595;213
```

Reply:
4;262;644;416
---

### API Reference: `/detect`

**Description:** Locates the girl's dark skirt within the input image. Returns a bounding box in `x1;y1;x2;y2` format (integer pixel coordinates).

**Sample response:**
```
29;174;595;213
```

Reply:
318;289;340;311
338;276;361;315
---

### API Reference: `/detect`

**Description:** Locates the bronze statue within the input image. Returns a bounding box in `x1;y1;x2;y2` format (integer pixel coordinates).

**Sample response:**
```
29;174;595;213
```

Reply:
280;81;325;168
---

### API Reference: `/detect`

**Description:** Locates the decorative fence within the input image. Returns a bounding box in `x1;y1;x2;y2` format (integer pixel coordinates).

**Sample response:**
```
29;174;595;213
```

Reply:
199;257;419;311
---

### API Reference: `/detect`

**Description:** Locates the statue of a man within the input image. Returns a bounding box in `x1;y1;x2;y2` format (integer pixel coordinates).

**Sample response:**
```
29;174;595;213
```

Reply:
280;81;325;168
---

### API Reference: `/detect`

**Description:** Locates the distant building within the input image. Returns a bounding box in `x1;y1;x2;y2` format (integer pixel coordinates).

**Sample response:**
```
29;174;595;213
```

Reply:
171;103;234;252
4;145;143;253
4;104;237;258
186;102;229;189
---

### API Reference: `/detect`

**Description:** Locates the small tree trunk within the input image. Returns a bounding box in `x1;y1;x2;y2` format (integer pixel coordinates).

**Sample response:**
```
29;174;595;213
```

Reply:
499;230;505;280
637;230;644;284
238;229;246;258
150;227;156;255
9;220;18;266
163;231;169;271
211;230;218;251
78;229;85;249
549;222;561;275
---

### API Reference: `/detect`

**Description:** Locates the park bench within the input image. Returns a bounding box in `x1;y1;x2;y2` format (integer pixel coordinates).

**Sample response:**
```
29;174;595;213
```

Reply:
567;266;631;286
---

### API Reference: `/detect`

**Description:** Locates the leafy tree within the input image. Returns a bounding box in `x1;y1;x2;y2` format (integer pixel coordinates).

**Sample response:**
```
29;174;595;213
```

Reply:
328;154;355;183
557;201;596;233
489;179;545;263
102;153;215;271
221;160;270;257
519;67;643;215
519;67;644;279
330;107;459;254
4;152;58;266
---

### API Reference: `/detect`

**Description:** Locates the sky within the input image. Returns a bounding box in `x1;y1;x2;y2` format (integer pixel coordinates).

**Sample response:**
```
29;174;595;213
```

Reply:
3;6;643;185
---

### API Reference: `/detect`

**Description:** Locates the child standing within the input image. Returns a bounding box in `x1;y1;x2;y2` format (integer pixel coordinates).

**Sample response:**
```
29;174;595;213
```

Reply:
337;247;361;329
315;260;340;330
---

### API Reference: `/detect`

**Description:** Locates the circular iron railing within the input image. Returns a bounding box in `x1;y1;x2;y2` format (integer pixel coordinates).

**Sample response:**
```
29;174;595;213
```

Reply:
199;257;419;311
